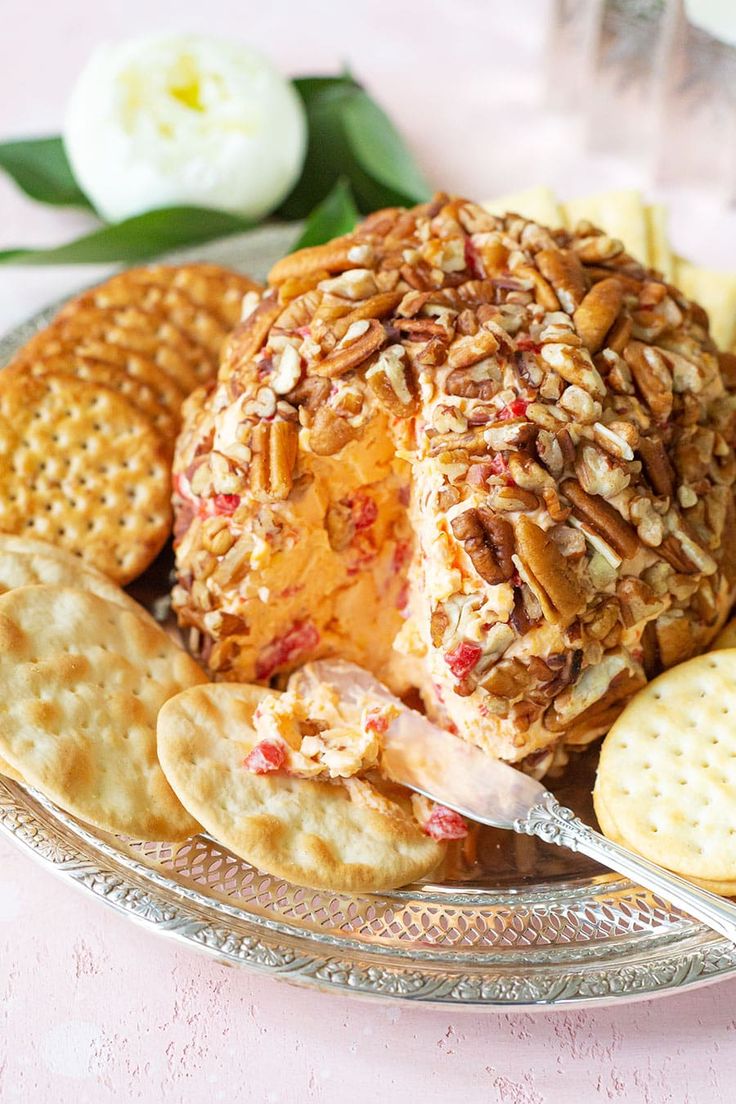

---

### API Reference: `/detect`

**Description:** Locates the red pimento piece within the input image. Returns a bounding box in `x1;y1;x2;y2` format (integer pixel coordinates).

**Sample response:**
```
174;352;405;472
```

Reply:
424;804;468;841
212;493;241;515
498;399;529;421
464;237;484;279
445;640;483;680
511;569;523;587
364;708;390;735
351;493;378;530
243;739;287;774
467;462;494;486
255;621;320;680
392;538;413;574
395;580;410;613
516;337;542;354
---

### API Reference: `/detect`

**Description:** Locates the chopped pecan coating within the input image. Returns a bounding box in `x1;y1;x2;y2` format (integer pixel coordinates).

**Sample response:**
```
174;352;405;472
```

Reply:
450;507;514;584
174;191;736;772
513;515;585;626
561;478;640;560
573;278;624;354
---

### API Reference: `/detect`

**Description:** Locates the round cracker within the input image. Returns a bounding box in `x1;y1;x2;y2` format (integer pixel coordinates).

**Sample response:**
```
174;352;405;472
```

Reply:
0;532;149;614
24;309;207;393
712;618;736;651
0;371;172;585
0;754;23;783
0;585;205;839
157;682;445;893
118;264;261;328
595;650;736;885
4;357;180;446
64;274;230;359
593;783;736;897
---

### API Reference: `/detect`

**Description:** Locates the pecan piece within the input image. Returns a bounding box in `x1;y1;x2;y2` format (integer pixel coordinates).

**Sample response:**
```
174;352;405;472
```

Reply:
366;344;418;415
655;610;696;669
547;667;646;740
250;419;299;499
572;234;624;263
561;478;640;560
308;407;360;456
269;239;359;284
450;507;514;584
573;277;624;354
539;342;606;399
486;485;540;512
623;341;673;421
325;502;355;551
287;375;331;416
514;264;560;312
445;366;498;400
331;292;404;340
430;605;449;647
227;295;282;368
536;248;587;312
605;311;633;355
616;577;667;629
658;532;716;576
447;330;499;369
316;319;386;378
481;657;528;698
637;436;675;497
417;335;450;366
513;514;585;626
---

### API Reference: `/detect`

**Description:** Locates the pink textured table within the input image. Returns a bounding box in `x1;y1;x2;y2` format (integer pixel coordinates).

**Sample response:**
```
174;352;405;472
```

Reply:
2;3;736;1101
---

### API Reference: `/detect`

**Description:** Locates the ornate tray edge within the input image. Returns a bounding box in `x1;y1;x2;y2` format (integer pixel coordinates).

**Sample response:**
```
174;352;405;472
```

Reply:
3;778;736;1009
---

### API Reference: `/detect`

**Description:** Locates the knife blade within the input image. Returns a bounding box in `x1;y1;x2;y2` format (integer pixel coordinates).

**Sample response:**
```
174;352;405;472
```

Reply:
302;658;547;827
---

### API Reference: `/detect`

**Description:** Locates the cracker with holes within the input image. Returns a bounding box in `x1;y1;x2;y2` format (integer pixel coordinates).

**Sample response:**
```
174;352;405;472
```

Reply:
61;280;228;361
3;356;181;447
594;651;736;892
0;585;206;838
23;306;206;393
117;263;262;329
157;682;446;892
0;372;171;584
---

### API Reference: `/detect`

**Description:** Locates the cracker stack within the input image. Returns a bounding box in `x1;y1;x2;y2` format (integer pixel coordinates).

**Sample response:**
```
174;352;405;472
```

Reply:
0;263;261;585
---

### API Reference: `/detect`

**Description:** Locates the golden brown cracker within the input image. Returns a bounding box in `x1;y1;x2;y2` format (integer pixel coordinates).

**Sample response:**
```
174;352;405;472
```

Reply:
63;279;228;361
107;263;262;329
24;307;206;392
0;585;205;839
157;682;445;892
0;372;171;584
595;651;736;886
5;356;180;446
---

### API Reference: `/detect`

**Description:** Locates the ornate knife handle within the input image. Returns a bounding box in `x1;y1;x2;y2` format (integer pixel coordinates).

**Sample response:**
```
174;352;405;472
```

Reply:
514;792;736;945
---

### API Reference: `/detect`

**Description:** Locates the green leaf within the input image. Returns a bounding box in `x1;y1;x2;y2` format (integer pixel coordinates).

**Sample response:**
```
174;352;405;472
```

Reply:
0;206;253;265
0;136;94;210
341;91;431;204
278;76;431;219
291;179;359;251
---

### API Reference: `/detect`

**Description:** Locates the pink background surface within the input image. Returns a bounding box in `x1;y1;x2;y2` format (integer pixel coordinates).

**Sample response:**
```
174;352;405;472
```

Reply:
2;2;736;1100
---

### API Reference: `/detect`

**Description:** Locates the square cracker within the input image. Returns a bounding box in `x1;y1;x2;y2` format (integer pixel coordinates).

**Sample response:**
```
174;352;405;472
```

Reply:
483;186;565;228
674;258;736;351
563;189;650;266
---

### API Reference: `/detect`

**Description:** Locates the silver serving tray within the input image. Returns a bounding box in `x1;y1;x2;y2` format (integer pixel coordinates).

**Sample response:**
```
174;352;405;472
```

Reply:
2;225;736;1009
